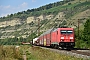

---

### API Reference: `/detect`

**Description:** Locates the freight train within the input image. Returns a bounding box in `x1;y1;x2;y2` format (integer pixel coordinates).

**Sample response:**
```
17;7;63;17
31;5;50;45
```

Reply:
33;28;75;49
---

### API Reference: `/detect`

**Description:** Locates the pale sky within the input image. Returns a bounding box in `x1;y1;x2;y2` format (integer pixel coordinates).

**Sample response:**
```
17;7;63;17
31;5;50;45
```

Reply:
0;0;63;17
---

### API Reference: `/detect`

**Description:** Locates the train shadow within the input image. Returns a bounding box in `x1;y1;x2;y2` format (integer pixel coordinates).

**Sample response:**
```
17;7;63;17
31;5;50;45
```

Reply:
57;47;90;51
33;45;90;51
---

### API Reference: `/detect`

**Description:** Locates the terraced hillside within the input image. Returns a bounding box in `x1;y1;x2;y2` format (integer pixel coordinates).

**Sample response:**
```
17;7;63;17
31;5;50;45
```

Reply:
0;0;90;40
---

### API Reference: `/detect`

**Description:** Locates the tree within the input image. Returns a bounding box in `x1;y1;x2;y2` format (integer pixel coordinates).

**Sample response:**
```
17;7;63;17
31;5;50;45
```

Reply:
83;19;90;46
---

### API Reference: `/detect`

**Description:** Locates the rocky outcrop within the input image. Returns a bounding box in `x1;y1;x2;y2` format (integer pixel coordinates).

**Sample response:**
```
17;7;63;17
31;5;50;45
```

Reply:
26;15;54;24
26;16;35;24
0;18;21;27
0;14;54;28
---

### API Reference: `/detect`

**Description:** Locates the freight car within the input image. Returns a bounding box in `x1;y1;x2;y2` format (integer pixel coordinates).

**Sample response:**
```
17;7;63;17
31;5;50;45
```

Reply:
32;38;39;45
33;28;75;49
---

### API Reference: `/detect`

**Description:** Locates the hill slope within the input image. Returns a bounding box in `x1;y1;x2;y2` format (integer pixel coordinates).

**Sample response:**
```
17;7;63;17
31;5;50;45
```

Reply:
0;0;90;39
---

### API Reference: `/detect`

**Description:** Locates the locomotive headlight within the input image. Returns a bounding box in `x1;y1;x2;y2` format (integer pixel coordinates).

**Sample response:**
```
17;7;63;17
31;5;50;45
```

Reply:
61;40;62;41
70;37;73;39
61;40;64;42
61;37;64;39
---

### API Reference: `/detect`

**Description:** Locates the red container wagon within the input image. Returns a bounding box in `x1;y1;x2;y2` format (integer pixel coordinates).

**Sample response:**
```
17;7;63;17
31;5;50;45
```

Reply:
38;29;52;46
37;28;75;49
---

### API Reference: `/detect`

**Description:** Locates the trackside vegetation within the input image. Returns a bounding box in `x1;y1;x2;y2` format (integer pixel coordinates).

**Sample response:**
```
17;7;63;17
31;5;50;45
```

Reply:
0;45;85;60
75;19;90;48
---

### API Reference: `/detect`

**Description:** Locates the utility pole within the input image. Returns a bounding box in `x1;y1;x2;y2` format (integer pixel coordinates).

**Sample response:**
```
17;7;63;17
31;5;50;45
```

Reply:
78;19;79;38
78;19;80;41
38;18;40;36
31;30;33;45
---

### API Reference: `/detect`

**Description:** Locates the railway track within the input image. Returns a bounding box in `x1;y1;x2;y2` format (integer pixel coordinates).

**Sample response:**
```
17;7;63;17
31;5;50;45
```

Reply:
37;46;90;59
71;50;90;56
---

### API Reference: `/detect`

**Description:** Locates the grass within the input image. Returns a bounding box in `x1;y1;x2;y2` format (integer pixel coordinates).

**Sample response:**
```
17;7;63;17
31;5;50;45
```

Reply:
0;45;23;60
0;45;89;60
26;46;84;60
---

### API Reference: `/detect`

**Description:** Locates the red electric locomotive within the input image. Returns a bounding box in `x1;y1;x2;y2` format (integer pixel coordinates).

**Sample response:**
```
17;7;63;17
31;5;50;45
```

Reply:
35;28;75;49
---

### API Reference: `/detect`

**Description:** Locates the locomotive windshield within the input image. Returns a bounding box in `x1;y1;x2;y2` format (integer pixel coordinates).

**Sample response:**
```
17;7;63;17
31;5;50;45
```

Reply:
60;30;73;34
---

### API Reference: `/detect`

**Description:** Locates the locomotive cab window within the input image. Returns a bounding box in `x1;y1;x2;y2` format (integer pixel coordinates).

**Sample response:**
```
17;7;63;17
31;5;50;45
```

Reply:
60;30;67;34
60;30;73;34
67;30;73;34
